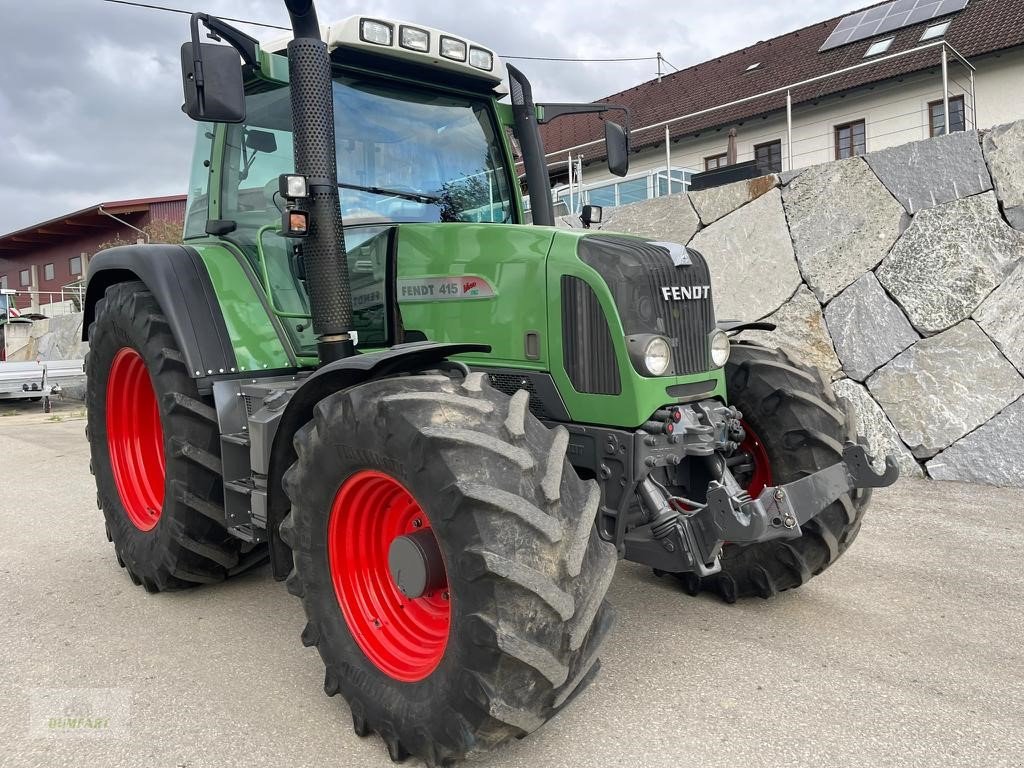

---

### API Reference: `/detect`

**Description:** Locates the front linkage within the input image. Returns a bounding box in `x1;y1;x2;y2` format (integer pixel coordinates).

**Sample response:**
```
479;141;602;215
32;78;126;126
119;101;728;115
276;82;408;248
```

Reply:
564;399;898;578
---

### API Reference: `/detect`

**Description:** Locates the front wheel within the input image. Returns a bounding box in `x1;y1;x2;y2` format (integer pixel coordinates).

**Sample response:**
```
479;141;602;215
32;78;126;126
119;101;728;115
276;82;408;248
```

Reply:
281;372;616;765
689;342;870;602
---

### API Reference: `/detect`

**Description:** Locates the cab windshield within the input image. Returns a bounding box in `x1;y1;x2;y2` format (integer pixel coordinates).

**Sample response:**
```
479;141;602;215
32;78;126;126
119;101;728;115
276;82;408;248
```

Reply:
221;74;515;228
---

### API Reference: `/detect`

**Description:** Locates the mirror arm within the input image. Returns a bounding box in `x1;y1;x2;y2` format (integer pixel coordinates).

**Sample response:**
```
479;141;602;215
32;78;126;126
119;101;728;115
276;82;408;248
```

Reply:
190;12;260;69
536;102;632;133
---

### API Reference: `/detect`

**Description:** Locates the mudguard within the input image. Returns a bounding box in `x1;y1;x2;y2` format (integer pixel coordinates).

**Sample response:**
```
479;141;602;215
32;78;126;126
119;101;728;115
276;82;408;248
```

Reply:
83;245;237;377
265;341;490;577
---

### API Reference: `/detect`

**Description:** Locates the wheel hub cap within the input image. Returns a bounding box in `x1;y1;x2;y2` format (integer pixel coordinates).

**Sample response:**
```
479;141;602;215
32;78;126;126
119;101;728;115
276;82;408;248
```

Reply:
388;528;447;600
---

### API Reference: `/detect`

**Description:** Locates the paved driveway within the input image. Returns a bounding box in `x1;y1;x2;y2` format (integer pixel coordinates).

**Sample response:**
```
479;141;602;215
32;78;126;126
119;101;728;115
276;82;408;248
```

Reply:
1;402;1021;768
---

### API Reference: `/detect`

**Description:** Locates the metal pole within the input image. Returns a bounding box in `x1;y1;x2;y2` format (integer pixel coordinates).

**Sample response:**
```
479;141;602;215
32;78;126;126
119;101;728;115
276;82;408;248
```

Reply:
657;52;662;83
786;89;793;171
664;126;671;196
567;154;574;214
97;205;150;243
969;69;977;130
576;156;584;206
941;45;950;135
488;174;494;222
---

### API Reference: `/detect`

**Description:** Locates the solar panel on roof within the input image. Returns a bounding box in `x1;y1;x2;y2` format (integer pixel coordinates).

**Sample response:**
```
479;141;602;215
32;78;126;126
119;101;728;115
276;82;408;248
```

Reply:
819;0;969;52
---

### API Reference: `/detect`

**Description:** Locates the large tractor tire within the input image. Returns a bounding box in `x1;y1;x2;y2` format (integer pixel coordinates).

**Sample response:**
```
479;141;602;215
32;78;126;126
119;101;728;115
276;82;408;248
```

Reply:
86;281;259;592
281;372;617;766
687;342;869;603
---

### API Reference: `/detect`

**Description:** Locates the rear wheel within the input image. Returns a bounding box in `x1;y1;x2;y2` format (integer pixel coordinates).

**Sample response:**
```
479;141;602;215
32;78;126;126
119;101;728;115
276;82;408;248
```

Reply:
281;372;617;765
683;342;869;602
86;281;261;592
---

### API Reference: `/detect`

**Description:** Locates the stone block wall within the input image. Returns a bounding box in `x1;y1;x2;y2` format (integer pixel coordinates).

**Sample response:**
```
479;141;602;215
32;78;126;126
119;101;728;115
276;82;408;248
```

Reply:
606;119;1024;488
4;314;88;364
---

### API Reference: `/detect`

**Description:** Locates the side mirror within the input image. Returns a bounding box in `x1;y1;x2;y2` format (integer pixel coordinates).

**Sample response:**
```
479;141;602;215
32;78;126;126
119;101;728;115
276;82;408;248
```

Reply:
581;205;603;228
180;42;246;123
605;121;629;177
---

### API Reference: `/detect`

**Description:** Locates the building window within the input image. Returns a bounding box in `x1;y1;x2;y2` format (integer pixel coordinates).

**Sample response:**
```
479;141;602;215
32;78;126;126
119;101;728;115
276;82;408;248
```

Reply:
921;21;950;41
44;263;55;281
929;96;966;137
586;184;616;208
0;275;7;289
20;269;31;287
835;120;867;159
705;153;728;171
657;169;689;196
754;140;782;175
864;37;894;57
69;255;82;276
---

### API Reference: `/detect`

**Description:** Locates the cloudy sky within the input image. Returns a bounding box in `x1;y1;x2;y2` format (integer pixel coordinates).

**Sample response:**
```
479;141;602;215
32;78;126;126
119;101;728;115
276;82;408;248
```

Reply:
0;0;866;234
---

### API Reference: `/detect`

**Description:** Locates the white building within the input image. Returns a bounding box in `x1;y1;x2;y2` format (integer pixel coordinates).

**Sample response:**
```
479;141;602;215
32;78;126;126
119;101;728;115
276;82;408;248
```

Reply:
538;0;1024;209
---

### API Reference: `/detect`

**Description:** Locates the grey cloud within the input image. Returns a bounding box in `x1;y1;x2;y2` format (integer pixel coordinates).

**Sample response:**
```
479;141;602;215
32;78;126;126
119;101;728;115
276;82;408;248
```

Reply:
0;0;862;233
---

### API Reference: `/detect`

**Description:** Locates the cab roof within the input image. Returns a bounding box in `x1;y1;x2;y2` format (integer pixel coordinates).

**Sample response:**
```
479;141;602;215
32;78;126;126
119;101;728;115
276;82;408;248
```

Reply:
261;15;508;95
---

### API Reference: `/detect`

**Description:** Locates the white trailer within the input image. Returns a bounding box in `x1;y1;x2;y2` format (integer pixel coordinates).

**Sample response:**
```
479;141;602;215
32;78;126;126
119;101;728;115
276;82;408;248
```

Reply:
0;359;85;412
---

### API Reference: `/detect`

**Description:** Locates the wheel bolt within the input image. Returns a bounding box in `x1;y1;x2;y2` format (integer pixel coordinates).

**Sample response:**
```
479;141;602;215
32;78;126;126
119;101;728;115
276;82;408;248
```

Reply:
442;591;450;601
412;518;422;528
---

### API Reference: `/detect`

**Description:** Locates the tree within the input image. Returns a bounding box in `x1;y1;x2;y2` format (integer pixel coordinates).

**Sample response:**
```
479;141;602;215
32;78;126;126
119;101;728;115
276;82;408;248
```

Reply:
93;218;184;253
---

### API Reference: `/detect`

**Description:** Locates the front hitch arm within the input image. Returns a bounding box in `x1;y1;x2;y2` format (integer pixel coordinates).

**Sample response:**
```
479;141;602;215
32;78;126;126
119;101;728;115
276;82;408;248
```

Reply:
688;444;899;564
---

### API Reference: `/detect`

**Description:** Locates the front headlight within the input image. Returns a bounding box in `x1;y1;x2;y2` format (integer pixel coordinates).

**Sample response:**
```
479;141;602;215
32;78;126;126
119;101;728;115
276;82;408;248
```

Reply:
643;337;672;376
710;329;731;368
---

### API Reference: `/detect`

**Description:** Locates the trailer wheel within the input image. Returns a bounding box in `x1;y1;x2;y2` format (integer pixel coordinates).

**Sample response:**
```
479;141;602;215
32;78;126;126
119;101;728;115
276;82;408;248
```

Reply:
281;373;617;765
690;342;870;603
86;280;262;592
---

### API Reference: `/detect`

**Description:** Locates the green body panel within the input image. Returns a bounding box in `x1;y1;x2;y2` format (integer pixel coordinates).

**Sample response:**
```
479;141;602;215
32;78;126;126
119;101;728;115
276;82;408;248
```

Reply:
544;230;726;427
394;223;554;368
190;242;293;372
391;224;726;428
187;220;726;428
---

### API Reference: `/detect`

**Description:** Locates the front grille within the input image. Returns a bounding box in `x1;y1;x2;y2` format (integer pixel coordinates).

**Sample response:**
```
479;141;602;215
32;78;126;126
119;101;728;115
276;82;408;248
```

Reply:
577;237;716;376
561;276;622;395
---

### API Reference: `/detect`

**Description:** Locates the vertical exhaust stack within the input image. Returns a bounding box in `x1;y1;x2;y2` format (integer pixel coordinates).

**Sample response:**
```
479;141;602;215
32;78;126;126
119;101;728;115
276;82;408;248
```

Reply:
506;65;554;227
283;0;354;363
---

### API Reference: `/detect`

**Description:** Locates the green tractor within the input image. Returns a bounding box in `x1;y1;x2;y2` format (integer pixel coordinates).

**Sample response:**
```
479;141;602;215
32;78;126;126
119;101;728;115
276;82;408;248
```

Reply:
84;2;898;763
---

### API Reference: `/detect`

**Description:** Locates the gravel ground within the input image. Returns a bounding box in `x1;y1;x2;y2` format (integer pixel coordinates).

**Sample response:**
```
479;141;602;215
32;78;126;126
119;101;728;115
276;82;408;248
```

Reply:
1;402;1022;768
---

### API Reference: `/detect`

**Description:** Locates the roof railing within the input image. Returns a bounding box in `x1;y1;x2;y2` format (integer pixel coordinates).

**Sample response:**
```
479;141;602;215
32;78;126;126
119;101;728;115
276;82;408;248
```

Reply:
544;39;975;171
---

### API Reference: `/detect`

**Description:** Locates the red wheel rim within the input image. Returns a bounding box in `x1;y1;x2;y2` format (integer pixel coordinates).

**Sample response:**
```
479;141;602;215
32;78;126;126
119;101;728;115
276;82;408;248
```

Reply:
739;420;773;497
106;347;165;531
328;470;450;682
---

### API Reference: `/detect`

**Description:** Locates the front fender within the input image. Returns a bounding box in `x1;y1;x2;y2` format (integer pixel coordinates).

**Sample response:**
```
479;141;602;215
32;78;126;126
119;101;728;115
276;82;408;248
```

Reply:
265;341;489;578
83;245;237;377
